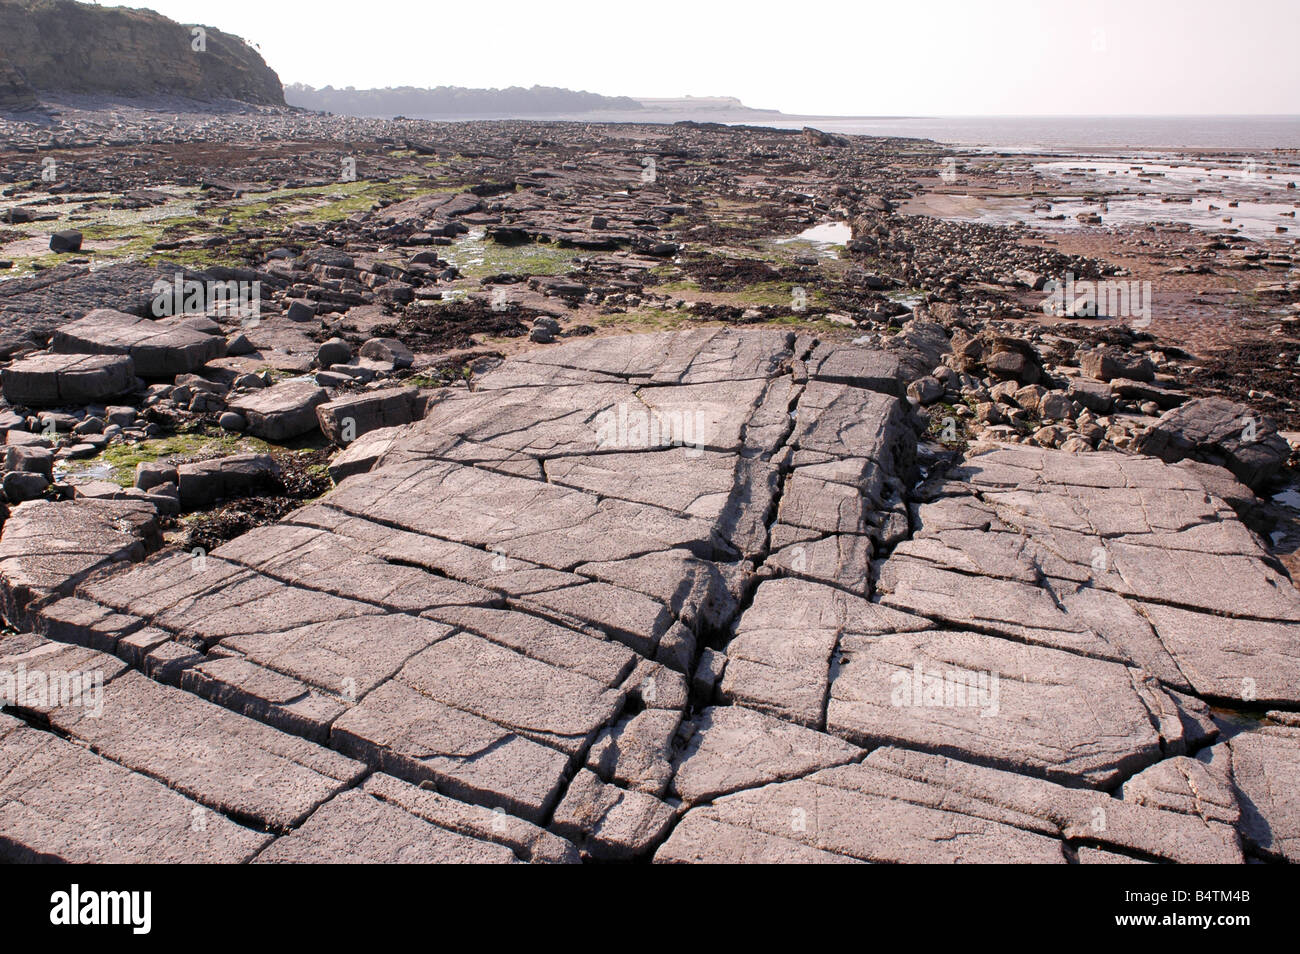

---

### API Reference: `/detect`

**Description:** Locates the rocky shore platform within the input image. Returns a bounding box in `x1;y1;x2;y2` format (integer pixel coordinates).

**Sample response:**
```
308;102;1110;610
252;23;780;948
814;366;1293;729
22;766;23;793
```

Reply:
0;109;1297;863
0;328;1295;863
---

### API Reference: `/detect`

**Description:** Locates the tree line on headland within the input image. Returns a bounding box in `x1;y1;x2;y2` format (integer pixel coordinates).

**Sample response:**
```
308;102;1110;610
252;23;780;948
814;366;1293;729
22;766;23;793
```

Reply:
285;83;644;118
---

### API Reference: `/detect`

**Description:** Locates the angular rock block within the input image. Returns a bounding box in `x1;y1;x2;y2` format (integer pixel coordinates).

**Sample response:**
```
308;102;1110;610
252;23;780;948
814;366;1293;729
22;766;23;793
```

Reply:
52;307;225;377
0;713;267;863
826;627;1207;788
1120;756;1239;826
36;654;365;829
316;386;423;446
177;654;347;744
1;352;135;406
331;679;570;824
228;379;328;441
0;498;160;627
1135;396;1290;492
720;578;928;728
806;342;904;396
177;453;279;508
326;424;402;483
670;706;860;805
585;708;682;796
659;746;1242;864
48;230;83;253
362;773;579;863
1202;725;1300;862
550;769;675;860
255;790;521;864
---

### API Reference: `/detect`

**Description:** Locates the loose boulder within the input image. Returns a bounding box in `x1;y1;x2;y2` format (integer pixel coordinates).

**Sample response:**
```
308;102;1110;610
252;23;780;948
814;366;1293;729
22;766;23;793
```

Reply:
49;230;83;253
1135;396;1290;491
227;380;328;442
316;387;423;446
52;308;225;377
1080;347;1154;383
358;337;414;370
1;353;136;406
176;454;280;508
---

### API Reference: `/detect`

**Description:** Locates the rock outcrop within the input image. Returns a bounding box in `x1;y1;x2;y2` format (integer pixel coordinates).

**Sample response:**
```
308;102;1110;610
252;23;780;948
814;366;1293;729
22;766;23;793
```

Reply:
0;54;36;109
0;0;284;105
1134;396;1290;492
1;330;1296;863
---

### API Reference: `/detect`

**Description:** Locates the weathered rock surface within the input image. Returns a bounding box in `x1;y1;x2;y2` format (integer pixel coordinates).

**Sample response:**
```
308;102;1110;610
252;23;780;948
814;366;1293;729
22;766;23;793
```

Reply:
670;705;860;804
0;498;160;624
227;379;328;441
0;711;267;863
1080;347;1154;383
326;423;402;482
1;351;135;406
1;329;1295;864
550;769;675;860
658;746;1243;864
176;453;279;507
1200;723;1300;862
1134;396;1290;491
254;788;520;863
879;444;1300;706
316;386;423;446
52;308;225;377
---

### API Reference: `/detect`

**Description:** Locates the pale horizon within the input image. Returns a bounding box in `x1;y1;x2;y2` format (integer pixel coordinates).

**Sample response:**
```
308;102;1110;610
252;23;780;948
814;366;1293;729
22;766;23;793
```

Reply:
94;0;1300;117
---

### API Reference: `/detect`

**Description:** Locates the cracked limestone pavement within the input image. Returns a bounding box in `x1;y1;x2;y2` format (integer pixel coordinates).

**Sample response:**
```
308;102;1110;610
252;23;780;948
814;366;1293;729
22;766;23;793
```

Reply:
0;327;1298;863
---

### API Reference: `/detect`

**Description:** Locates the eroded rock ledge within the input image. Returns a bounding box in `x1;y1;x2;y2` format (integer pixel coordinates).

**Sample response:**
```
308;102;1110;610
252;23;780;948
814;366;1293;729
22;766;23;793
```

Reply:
0;328;1296;863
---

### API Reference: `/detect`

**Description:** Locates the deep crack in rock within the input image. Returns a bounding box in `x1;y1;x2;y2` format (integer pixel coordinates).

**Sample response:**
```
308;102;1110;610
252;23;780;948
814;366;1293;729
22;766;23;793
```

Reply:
1;328;1298;863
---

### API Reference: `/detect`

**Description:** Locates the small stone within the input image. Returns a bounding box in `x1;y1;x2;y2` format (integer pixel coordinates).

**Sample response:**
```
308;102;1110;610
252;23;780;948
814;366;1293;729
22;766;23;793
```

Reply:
219;411;247;432
317;337;352;367
226;332;255;356
49;230;83;253
906;376;944;405
3;471;49;502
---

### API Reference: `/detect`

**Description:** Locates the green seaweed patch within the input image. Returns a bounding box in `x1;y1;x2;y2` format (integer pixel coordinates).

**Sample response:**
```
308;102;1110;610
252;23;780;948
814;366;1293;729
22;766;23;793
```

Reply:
654;279;701;295
66;431;298;487
139;246;252;269
591;306;700;332
727;282;830;308
0;252;65;277
761;313;853;334
445;236;584;280
211;176;426;229
401;367;465;388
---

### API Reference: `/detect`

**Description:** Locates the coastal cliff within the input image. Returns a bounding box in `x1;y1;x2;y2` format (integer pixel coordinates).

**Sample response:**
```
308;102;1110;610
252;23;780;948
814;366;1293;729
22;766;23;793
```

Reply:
0;0;283;106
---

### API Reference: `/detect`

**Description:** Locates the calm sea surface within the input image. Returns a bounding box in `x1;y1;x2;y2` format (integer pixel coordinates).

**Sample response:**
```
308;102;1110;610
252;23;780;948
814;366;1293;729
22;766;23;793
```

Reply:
737;115;1300;152
409;111;1300;152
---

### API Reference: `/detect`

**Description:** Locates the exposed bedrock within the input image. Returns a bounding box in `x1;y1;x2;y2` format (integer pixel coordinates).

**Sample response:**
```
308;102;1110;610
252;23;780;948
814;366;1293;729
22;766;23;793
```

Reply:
0;328;1296;863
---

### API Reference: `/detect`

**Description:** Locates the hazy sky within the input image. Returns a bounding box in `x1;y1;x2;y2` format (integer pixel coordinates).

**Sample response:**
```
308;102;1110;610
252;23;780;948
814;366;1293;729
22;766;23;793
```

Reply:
106;0;1299;115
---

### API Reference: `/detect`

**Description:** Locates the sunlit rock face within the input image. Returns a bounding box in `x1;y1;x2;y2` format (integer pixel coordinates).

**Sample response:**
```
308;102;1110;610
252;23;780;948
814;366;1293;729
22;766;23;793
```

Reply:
0;328;1297;863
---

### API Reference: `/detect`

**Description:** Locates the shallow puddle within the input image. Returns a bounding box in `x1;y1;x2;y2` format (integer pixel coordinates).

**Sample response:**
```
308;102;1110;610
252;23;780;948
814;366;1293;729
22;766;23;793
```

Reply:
783;221;851;244
773;220;851;258
912;153;1300;242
